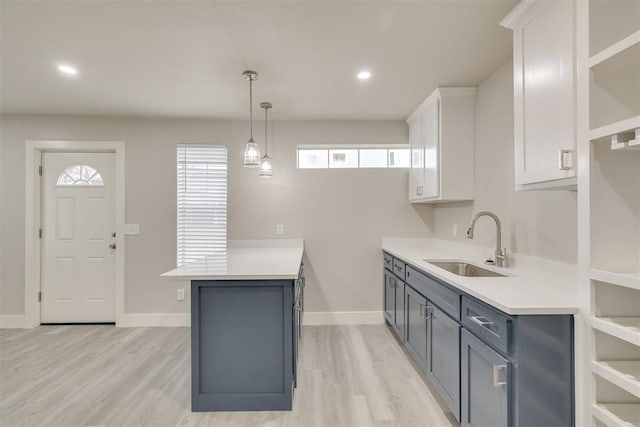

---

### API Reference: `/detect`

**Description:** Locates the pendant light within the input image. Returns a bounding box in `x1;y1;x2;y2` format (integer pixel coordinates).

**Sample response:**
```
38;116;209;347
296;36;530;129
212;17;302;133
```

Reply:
242;70;261;167
259;102;273;177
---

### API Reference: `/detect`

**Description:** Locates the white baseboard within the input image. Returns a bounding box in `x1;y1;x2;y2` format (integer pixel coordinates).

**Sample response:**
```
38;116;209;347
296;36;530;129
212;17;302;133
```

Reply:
117;313;190;327
302;311;384;326
0;315;26;329
2;312;383;328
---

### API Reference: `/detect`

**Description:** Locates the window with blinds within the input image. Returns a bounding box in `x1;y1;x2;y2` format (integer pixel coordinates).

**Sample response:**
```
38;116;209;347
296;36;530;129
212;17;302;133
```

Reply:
177;144;228;266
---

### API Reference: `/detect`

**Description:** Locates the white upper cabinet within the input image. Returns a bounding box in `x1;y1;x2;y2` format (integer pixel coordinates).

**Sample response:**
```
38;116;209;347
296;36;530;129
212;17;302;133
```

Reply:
502;0;578;191
407;87;476;203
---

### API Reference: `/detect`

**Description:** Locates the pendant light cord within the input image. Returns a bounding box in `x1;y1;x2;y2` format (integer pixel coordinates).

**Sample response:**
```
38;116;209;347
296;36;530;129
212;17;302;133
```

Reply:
249;78;253;140
264;107;268;155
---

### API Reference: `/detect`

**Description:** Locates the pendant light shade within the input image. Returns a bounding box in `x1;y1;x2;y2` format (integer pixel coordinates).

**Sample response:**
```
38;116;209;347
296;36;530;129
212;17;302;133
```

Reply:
259;102;273;177
242;71;261;168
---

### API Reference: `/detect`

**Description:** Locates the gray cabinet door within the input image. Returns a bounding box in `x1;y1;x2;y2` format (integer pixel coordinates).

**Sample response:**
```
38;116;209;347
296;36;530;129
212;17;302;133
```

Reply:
427;306;461;421
405;285;428;371
461;329;511;427
384;270;394;323
394;279;405;340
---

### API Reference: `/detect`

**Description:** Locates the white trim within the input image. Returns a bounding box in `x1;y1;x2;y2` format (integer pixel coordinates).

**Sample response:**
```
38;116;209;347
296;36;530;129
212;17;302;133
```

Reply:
407;87;476;123
0;315;25;329
499;0;539;29
117;313;190;328
24;141;126;328
302;311;384;326
297;144;409;150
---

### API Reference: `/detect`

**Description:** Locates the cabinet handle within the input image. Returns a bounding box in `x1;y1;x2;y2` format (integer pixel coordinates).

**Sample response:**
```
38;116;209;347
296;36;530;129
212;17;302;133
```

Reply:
419;304;433;319
469;315;494;329
558;149;572;170
388;277;396;288
493;365;507;387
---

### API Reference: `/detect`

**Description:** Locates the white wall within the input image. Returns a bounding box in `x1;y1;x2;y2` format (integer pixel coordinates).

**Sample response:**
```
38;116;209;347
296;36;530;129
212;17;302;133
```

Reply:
432;61;578;264
0;116;434;319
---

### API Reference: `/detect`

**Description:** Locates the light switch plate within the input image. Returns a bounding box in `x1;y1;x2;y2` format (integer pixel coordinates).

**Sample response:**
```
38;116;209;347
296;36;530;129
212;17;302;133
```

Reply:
276;224;284;235
124;224;140;235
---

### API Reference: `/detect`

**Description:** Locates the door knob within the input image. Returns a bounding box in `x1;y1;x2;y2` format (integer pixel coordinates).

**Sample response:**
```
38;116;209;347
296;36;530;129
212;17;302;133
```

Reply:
109;243;117;250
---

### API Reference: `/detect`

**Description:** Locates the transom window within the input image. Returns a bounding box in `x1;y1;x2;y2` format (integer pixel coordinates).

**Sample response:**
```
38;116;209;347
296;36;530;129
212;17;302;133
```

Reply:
297;145;410;169
57;164;104;186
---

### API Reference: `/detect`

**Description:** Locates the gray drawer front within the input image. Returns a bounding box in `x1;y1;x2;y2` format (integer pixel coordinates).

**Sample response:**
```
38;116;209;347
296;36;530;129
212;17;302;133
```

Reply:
392;258;406;280
383;252;393;272
461;296;511;355
406;266;460;321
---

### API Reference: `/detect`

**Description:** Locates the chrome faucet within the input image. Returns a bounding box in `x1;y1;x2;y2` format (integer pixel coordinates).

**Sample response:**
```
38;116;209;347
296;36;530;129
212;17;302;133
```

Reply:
466;211;507;267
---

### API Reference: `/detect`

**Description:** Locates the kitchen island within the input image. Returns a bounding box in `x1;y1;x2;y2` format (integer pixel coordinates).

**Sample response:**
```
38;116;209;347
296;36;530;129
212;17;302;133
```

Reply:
162;239;305;412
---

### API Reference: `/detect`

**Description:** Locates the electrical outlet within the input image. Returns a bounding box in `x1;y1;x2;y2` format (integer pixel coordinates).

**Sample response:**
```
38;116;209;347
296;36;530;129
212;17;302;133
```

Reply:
177;288;185;301
452;224;458;237
276;224;284;235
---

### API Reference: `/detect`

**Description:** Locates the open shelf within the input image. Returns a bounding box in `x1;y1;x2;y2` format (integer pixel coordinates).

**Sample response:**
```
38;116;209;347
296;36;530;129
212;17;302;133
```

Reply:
592;270;640;291
593;403;640;427
592;317;640;347
590;31;640;69
589;116;640;142
590;143;640;275
593;361;640;399
593;376;640;427
590;0;640;57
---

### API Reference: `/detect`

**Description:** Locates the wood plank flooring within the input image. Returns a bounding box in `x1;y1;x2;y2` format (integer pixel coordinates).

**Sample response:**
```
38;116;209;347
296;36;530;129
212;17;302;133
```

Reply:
0;325;456;427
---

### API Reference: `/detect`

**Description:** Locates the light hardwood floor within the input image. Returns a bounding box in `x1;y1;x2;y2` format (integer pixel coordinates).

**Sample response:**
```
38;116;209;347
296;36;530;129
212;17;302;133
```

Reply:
0;325;456;427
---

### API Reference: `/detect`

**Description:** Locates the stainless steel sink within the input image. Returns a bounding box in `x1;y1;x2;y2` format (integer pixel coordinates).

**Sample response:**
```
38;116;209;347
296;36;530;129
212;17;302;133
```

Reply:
424;260;507;278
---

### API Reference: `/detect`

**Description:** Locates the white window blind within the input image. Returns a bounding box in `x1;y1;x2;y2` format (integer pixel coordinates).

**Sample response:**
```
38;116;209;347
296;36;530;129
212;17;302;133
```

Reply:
177;144;227;266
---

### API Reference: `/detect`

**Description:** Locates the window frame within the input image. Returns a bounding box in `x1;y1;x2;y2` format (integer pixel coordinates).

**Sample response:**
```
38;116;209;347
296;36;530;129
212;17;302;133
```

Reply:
296;144;410;169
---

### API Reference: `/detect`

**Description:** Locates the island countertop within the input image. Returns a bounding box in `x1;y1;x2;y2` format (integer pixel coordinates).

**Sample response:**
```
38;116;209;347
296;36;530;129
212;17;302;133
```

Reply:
161;239;304;280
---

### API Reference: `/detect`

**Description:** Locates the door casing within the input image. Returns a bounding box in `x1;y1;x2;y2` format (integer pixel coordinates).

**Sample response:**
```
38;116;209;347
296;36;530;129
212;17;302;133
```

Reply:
24;140;125;328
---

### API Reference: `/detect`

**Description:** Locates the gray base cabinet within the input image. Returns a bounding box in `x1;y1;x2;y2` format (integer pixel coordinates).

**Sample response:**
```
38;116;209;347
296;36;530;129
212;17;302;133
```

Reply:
383;267;405;340
461;329;511;427
191;262;304;412
405;285;428;369
382;251;574;426
427;305;461;420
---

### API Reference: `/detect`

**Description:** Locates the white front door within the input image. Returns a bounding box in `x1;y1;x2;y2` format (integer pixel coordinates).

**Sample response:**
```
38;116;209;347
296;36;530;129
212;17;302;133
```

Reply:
41;152;116;323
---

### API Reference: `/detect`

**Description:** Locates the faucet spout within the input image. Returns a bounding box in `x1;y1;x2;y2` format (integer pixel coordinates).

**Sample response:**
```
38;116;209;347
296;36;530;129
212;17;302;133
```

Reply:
466;211;507;267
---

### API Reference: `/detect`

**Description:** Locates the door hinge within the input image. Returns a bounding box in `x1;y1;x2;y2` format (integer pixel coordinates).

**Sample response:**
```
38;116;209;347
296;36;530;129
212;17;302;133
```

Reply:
38;291;42;302
38;228;42;239
38;165;42;176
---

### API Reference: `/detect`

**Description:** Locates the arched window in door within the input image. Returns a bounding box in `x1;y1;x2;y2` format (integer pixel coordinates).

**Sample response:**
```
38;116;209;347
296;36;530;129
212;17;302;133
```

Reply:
56;165;104;186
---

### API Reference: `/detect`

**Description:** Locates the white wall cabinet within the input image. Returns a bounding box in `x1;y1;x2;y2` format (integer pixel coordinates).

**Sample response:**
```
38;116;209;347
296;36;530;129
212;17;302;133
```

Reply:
501;0;578;191
407;87;476;203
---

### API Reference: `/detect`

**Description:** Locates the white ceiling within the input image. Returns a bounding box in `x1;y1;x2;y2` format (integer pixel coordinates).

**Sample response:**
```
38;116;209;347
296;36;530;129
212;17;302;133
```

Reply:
0;0;516;120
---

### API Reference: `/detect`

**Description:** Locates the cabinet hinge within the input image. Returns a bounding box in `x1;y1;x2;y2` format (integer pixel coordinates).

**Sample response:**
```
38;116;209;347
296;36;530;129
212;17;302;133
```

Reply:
38;165;42;176
38;291;42;302
38;228;42;239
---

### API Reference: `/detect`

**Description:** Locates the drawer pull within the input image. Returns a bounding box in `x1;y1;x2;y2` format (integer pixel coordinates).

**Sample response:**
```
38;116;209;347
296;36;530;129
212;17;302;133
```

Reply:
493;364;507;387
469;315;494;329
385;258;392;266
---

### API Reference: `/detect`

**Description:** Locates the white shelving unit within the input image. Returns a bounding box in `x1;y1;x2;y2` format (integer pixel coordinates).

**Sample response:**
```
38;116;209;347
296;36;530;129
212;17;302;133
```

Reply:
580;1;640;425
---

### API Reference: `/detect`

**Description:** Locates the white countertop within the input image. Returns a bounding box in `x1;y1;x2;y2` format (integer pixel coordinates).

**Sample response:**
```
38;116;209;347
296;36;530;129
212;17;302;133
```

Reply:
162;239;304;280
382;238;579;315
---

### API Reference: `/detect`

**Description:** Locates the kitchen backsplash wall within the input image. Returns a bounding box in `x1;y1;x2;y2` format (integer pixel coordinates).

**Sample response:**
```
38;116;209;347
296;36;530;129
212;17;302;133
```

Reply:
432;61;578;265
0;117;433;317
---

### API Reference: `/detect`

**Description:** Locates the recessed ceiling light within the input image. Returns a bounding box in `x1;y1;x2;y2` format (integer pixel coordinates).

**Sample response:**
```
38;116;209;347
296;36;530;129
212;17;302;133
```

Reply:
357;70;372;80
57;64;78;76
